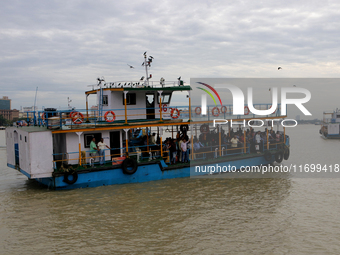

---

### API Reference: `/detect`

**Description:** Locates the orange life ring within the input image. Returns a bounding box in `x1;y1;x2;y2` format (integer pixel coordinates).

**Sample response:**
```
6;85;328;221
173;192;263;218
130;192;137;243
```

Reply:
70;111;76;118
195;107;201;115
72;112;84;124
212;107;220;117
244;106;250;115
221;106;227;113
104;111;116;122
171;108;180;119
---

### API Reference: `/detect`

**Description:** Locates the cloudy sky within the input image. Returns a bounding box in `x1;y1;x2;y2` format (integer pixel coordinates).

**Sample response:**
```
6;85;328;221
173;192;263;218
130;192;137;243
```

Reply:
1;0;340;118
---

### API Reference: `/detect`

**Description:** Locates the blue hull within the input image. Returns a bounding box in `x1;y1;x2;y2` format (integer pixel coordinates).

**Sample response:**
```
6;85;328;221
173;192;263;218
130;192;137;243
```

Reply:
28;154;276;190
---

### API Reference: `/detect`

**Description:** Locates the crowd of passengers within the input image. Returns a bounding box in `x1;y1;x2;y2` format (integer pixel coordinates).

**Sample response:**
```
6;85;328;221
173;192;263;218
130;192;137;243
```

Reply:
138;128;285;164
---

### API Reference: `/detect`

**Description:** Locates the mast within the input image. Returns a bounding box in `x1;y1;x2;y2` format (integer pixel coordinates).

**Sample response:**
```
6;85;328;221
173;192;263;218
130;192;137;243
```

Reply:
33;86;38;125
142;52;153;87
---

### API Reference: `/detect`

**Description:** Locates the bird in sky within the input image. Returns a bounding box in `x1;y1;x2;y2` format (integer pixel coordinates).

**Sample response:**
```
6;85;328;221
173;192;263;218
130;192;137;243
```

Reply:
127;64;134;69
278;67;282;70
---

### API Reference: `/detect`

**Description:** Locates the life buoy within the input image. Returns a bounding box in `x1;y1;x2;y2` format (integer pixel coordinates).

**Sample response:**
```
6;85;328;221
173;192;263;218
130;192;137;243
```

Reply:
284;147;290;160
63;171;78;185
70;111;76;118
104;111;116;122
122;158;138;175
221;106;227;114
264;151;272;161
275;151;284;163
195;107;201;115
244;106;250;115
171;108;180;119
72;112;84;124
212;107;220;117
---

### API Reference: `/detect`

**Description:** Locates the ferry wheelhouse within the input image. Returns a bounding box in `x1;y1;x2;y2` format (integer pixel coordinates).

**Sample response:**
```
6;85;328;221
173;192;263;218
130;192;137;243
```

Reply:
6;53;290;190
320;109;340;139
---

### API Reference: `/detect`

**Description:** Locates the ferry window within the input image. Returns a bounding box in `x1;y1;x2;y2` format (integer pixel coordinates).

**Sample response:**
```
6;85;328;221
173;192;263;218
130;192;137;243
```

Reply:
102;95;108;106
20;135;22;140
122;93;136;105
84;133;102;148
157;93;172;104
25;136;27;142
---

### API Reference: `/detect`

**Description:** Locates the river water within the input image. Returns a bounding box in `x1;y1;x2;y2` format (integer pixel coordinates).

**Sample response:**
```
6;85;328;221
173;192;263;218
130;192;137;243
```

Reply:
0;125;340;254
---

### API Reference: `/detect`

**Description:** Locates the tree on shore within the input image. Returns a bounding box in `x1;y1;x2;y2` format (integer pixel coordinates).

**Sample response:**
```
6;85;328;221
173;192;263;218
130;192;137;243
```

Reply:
0;114;10;126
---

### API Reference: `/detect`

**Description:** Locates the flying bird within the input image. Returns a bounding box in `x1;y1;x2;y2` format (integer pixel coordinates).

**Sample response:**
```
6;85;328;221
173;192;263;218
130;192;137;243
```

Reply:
178;76;181;80
127;64;134;69
140;76;145;81
278;67;282;70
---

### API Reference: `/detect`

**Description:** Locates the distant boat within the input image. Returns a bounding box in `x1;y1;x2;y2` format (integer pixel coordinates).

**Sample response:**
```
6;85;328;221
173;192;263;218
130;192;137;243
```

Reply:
320;109;340;139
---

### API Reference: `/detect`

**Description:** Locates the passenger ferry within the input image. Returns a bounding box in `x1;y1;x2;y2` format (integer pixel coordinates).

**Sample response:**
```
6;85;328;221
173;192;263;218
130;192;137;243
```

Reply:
320;109;340;139
5;53;290;190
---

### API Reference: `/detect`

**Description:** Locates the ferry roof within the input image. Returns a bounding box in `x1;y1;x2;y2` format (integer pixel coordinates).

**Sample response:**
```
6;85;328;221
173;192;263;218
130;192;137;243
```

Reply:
85;86;191;95
7;126;51;133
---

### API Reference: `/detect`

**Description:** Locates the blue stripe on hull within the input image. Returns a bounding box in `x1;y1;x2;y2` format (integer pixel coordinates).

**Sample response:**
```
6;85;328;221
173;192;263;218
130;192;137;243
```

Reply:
33;156;275;190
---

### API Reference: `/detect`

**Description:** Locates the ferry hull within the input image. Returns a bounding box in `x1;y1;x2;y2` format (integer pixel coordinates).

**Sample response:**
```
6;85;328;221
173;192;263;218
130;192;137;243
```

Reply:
10;155;275;190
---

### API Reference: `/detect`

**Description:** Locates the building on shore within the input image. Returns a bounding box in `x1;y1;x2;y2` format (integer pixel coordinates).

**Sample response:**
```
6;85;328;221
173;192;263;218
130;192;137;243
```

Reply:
0;96;19;121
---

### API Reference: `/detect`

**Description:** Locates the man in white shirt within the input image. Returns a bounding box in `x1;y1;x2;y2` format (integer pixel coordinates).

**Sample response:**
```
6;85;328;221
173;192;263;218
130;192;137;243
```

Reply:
97;138;111;165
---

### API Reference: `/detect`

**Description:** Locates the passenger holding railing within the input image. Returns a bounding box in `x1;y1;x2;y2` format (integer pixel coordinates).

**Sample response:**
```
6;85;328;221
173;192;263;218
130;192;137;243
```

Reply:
97;138;111;165
90;137;99;164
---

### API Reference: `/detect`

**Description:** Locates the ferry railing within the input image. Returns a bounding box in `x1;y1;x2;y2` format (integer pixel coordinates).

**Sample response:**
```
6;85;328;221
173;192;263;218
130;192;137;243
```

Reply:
52;136;289;171
34;103;283;129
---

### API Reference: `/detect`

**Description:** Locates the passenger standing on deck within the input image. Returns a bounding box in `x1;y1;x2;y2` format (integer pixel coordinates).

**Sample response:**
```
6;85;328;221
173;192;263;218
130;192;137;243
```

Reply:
254;131;262;153
230;135;239;153
149;133;156;159
181;138;189;163
97;138;111;165
90;137;99;164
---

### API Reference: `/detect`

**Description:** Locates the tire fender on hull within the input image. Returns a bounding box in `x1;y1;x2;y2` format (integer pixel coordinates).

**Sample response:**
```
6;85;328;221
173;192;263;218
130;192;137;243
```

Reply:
63;171;78;185
122;158;138;175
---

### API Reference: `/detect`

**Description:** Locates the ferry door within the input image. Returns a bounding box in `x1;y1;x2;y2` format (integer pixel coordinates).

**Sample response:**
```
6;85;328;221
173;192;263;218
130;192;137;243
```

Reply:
146;93;155;119
52;134;67;168
110;131;121;157
13;131;19;167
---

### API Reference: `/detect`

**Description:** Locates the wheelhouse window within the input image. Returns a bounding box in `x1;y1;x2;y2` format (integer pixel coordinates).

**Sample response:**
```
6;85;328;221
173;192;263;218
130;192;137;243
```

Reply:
84;133;102;148
157;93;172;104
102;95;108;106
122;93;136;105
